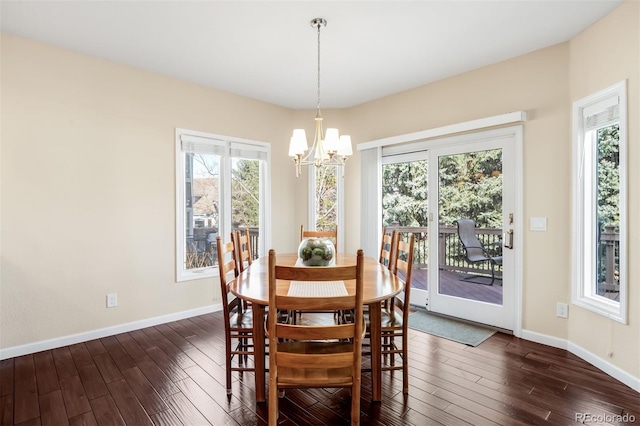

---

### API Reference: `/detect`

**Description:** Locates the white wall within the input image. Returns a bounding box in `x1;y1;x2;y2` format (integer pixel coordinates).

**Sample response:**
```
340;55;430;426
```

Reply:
0;34;296;350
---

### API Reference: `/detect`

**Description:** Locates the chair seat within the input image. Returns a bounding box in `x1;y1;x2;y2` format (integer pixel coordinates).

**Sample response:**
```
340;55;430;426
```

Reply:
364;309;403;330
229;309;253;330
467;253;502;264
380;309;404;329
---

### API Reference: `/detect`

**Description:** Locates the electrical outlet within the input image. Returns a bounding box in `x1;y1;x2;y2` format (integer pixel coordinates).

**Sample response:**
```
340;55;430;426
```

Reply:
106;293;118;308
556;302;568;318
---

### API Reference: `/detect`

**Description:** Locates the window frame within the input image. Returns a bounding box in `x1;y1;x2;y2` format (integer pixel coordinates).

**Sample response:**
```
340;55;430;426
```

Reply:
571;81;627;323
175;128;270;282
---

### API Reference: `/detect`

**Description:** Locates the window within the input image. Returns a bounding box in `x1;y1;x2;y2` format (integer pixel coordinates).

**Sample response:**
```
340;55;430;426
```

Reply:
176;129;270;282
308;165;344;253
572;81;627;323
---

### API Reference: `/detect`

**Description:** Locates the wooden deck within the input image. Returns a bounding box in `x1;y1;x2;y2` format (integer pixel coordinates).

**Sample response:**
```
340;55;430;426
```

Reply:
411;268;620;304
411;268;504;305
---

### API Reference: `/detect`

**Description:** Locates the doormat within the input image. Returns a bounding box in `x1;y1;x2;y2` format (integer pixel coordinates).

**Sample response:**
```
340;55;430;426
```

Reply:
407;308;496;346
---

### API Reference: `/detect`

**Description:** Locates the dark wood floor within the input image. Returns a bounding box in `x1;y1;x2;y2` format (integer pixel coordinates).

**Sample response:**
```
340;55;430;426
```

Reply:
1;311;638;425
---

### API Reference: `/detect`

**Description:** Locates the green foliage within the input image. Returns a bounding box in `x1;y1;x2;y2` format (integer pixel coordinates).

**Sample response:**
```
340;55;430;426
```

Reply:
382;160;428;227
438;150;503;228
382;150;503;229
596;125;620;229
595;124;620;286
231;159;260;226
315;166;338;230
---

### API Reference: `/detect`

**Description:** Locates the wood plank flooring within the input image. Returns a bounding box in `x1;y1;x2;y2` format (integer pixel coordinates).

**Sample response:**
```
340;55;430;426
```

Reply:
1;311;638;425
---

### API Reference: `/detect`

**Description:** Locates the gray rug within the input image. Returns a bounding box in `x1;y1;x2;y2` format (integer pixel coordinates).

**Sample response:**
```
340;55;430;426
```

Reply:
407;308;496;346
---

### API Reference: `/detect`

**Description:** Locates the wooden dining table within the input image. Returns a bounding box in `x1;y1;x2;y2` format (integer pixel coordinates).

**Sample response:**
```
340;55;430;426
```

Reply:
229;252;404;403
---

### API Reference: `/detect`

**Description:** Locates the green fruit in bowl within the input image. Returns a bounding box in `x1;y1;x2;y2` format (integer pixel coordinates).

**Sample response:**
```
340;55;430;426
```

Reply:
300;246;313;261
298;237;335;266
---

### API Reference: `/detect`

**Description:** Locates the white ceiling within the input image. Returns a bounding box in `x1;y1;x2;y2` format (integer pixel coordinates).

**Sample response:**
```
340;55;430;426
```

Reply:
1;0;622;109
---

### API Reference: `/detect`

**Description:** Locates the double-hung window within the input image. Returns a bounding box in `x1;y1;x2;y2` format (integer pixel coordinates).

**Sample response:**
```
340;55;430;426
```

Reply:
176;128;270;281
572;81;627;323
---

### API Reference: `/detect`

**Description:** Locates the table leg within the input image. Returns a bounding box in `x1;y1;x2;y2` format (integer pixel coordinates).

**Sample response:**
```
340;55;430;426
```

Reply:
369;301;382;401
253;304;266;403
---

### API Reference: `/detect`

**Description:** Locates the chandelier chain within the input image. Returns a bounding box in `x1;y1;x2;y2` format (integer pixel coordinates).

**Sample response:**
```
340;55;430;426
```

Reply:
316;21;321;111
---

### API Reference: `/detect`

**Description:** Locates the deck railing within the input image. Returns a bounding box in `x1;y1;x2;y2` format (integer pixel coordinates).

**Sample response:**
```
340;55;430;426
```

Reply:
189;224;618;291
598;224;620;292
388;223;620;291
388;224;502;278
237;226;260;261
186;226;260;269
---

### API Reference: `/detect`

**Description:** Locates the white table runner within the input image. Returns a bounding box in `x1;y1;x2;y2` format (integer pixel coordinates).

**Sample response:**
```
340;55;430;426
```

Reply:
287;280;348;297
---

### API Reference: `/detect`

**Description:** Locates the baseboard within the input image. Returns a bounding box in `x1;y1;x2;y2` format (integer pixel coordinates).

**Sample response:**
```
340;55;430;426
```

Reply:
521;329;640;393
520;329;569;351
0;304;222;360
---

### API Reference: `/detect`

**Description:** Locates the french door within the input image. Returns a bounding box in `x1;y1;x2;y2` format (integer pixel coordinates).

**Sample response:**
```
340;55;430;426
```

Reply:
381;127;521;331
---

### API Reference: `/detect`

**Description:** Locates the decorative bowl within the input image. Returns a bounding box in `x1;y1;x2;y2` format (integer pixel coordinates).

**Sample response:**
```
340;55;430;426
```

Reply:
298;237;335;266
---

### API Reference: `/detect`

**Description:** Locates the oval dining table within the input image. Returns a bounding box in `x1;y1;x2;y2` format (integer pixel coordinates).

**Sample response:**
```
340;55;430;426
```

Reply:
229;252;404;403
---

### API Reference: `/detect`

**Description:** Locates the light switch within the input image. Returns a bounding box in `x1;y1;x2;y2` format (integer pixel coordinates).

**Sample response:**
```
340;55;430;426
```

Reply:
530;217;547;231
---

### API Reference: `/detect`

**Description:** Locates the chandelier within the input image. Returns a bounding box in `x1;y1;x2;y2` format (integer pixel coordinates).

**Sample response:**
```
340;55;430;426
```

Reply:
288;18;353;178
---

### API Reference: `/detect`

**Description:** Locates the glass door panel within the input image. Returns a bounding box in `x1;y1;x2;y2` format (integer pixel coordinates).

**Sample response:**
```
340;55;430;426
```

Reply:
429;134;516;331
437;148;503;305
381;157;429;306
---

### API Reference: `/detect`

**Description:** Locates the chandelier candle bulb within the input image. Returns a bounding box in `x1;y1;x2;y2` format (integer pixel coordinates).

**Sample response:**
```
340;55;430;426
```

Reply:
289;130;307;156
324;128;340;151
338;135;353;156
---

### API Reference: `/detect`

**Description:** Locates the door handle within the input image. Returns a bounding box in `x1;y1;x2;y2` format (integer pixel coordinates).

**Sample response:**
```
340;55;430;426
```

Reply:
503;229;514;249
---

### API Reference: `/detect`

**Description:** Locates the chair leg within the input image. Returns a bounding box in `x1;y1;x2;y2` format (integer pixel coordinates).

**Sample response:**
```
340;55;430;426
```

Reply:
389;334;396;367
490;261;504;286
237;338;244;366
269;373;279;424
402;333;409;395
226;345;232;396
461;261;496;286
351;381;361;426
269;390;278;424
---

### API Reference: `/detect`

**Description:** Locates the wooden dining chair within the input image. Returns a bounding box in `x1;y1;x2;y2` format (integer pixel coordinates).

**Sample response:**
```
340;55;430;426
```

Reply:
232;228;254;310
268;249;365;425
216;236;254;397
300;225;338;254
232;227;253;273
370;232;414;394
379;227;397;270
